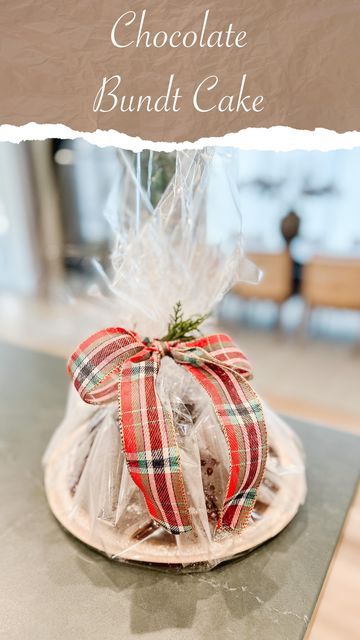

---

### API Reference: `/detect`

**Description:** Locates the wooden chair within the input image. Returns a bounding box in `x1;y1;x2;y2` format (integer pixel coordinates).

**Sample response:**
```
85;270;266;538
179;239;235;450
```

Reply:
232;251;293;330
301;257;360;310
232;251;293;303
301;257;360;345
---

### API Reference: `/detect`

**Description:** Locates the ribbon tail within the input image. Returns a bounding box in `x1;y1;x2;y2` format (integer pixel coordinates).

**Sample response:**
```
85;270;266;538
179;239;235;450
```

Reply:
181;360;268;532
118;353;192;535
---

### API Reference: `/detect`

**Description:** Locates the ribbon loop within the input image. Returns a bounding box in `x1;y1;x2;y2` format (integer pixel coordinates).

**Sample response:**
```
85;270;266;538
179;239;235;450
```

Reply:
68;327;144;404
68;329;268;535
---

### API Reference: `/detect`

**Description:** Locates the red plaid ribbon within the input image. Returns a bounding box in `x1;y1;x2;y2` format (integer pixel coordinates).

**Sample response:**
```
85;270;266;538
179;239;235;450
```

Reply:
68;329;268;535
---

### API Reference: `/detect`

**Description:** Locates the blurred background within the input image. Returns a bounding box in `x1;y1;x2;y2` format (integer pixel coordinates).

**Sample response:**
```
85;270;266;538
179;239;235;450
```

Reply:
0;140;359;639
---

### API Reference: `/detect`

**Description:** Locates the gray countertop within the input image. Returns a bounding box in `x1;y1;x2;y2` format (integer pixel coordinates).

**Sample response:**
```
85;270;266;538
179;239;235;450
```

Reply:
0;343;359;640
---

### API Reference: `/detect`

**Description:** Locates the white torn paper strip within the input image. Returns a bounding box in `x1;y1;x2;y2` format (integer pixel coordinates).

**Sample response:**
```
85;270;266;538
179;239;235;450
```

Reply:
0;123;360;150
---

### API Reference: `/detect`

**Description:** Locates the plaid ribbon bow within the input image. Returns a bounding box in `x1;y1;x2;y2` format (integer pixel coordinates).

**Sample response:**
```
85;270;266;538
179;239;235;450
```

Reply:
68;328;268;535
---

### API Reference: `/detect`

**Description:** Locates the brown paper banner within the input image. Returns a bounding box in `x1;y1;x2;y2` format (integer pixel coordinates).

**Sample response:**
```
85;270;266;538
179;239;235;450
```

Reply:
1;0;359;141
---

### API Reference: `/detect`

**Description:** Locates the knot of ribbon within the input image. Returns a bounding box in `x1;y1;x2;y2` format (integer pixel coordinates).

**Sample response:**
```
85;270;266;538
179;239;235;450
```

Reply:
68;328;268;535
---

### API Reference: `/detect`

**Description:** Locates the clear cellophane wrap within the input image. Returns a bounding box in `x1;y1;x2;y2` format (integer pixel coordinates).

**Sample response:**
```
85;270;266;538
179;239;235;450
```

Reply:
43;149;306;571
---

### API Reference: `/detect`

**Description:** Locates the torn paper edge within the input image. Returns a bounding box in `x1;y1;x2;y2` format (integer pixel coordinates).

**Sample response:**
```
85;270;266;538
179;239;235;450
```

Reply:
1;123;360;150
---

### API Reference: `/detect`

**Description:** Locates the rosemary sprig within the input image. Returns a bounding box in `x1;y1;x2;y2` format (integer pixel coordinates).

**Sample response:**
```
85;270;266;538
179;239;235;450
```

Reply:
161;301;208;342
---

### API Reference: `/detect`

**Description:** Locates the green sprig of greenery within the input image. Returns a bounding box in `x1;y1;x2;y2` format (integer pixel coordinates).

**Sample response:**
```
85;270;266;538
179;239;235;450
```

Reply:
161;301;208;342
